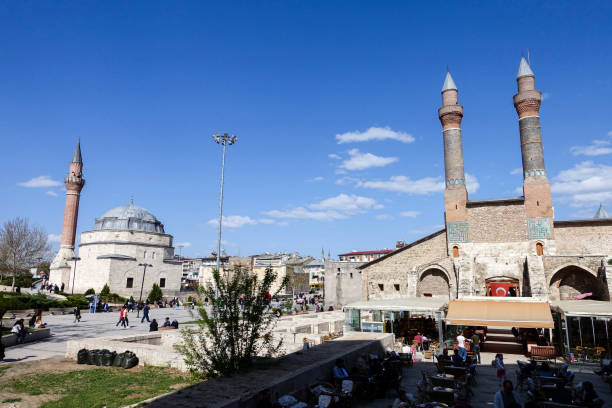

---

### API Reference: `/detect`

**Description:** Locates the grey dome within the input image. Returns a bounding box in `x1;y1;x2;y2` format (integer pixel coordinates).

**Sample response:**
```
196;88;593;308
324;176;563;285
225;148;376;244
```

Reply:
94;201;165;233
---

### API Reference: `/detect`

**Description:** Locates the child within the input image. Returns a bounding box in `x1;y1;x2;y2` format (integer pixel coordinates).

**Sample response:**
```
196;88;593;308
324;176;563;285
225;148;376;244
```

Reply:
494;353;505;387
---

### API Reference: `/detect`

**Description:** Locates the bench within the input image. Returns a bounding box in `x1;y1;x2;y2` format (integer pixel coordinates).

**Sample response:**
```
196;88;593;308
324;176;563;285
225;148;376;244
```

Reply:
530;346;556;362
4;309;36;319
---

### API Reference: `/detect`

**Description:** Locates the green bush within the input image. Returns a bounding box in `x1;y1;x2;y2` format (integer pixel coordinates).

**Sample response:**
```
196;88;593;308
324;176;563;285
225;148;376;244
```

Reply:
100;284;110;296
84;288;95;296
0;292;87;311
0;274;34;288
147;284;163;303
100;293;127;304
284;298;293;311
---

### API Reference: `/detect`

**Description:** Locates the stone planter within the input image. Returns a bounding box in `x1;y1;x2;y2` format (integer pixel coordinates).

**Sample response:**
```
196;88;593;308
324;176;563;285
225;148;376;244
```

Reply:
1;328;52;347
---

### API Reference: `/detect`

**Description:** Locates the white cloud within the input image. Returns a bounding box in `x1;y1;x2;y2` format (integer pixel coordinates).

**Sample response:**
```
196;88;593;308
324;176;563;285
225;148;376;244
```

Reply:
47;234;61;243
18;176;61;188
400;210;420;218
45;190;58;197
306;176;324;182
264;193;383;222
551;161;612;206
207;215;257;229
510;168;523;175
357;173;479;194
175;242;192;248
328;153;342;160
340;149;398;171
258;218;276;224
570;132;612;156
336;126;415;144
376;214;394;220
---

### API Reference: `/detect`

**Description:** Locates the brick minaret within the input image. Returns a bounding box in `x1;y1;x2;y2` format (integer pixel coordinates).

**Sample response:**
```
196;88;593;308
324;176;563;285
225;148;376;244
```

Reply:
513;57;554;239
49;140;85;285
439;72;469;229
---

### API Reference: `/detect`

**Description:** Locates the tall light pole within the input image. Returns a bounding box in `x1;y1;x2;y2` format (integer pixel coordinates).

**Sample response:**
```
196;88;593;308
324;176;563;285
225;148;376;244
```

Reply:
212;132;237;298
66;256;81;295
138;263;153;302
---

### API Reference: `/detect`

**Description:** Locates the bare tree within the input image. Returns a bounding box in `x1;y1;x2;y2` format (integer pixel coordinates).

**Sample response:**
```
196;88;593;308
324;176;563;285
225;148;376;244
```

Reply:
0;217;51;291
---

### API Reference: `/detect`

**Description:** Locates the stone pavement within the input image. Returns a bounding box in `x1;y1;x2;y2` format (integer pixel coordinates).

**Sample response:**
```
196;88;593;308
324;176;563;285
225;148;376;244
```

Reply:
1;307;195;364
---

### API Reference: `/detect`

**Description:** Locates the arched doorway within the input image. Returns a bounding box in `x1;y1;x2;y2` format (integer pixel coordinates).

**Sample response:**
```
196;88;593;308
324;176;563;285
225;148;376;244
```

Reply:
549;266;608;301
486;277;520;297
418;269;450;298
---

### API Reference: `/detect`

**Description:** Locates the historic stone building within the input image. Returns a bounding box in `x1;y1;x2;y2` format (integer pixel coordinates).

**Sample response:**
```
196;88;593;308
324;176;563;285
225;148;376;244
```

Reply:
360;58;612;303
49;143;182;298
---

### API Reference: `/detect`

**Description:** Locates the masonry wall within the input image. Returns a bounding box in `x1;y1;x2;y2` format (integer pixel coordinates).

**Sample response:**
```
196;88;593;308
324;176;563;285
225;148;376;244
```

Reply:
553;221;612;255
324;261;364;308
362;231;448;300
467;201;527;243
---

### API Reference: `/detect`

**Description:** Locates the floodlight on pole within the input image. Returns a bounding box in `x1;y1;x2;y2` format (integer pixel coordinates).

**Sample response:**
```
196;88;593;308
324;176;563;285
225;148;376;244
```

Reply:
212;133;237;298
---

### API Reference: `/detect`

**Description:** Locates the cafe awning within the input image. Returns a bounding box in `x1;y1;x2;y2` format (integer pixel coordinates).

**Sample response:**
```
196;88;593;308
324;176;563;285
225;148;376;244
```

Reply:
445;299;554;328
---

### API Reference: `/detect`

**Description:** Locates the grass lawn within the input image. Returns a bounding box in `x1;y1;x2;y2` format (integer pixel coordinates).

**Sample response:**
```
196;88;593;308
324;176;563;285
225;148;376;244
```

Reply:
1;365;193;408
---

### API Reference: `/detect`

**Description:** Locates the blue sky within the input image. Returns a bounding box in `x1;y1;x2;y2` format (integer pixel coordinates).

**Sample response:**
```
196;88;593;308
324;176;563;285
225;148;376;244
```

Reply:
2;1;611;258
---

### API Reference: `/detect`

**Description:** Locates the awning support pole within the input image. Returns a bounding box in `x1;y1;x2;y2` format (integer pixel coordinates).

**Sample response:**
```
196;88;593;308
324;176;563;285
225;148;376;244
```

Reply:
564;315;571;357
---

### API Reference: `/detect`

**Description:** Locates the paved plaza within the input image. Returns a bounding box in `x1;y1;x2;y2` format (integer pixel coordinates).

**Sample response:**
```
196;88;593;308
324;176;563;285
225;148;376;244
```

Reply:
1;307;195;363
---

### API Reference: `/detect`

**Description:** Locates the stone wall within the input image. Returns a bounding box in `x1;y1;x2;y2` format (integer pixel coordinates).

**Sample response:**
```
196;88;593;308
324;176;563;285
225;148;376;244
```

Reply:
467;200;527;243
554;220;612;255
361;230;448;300
324;261;365;308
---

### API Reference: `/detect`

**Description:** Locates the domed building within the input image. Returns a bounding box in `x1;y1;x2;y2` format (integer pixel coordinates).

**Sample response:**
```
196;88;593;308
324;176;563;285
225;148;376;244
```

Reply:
70;200;182;298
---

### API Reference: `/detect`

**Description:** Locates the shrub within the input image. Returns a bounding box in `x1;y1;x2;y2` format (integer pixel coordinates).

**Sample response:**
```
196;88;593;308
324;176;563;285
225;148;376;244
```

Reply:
147;284;163;303
0;274;34;288
284;298;293;311
84;288;95;296
100;284;110;296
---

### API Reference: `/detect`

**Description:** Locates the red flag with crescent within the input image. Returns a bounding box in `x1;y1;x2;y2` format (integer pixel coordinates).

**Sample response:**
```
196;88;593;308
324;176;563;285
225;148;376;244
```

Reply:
489;282;511;297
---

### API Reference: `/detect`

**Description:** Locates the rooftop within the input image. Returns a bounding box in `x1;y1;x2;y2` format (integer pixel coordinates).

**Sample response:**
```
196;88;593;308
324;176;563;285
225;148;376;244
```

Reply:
338;249;393;257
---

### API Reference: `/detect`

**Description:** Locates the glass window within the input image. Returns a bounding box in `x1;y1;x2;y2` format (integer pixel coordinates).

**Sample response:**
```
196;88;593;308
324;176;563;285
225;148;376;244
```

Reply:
160;278;166;288
152;252;156;260
144;250;147;259
126;278;133;288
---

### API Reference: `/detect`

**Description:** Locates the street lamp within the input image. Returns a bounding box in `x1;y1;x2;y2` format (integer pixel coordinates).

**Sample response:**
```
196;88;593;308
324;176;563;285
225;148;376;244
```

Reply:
137;263;153;302
212;132;237;298
66;256;81;295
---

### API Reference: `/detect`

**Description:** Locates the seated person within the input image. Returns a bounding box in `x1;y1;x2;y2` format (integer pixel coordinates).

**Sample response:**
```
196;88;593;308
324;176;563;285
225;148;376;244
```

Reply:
538;362;554;377
149;319;158;332
576;381;601;407
551;382;573;405
451;349;464;365
170;319;179;329
596;360;612;376
28;315;37;329
333;359;350;381
438;348;452;362
162;317;171;327
11;319;27;343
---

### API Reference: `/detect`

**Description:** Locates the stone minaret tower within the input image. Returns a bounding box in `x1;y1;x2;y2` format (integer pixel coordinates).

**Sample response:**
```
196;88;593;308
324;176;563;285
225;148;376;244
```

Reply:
49;140;85;285
513;57;554;239
439;71;469;243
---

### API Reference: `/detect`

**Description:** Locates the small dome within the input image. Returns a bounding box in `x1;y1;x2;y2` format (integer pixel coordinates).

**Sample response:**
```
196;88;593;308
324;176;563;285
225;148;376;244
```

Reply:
94;201;165;233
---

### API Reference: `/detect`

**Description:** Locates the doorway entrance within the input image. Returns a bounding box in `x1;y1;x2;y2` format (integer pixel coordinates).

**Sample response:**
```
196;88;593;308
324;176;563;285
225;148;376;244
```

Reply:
485;278;520;297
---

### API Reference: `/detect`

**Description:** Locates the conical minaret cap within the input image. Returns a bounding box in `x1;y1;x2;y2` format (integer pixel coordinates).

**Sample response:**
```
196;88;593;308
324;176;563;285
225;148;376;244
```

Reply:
72;139;82;163
594;203;611;219
517;57;535;79
441;71;457;92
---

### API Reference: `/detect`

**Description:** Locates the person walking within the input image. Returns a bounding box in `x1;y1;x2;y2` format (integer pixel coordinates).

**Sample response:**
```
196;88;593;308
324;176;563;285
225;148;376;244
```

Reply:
116;307;126;328
141;303;151;323
470;332;481;364
73;306;81;323
495;353;506;388
457;332;467;360
136;302;143;318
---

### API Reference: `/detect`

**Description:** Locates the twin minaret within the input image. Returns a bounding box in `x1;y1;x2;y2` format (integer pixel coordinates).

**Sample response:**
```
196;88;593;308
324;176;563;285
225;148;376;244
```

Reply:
439;57;553;243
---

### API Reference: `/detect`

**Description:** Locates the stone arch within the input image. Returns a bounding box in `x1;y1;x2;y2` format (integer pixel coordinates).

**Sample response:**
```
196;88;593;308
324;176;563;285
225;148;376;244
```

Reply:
417;268;450;298
549;264;608;301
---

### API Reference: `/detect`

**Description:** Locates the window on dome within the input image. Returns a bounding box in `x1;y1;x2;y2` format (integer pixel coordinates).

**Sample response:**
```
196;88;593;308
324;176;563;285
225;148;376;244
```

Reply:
152;252;156;260
144;250;147;259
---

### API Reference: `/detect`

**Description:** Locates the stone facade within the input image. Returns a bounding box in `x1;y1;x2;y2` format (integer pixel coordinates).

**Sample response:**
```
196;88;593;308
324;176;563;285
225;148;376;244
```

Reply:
323;260;365;308
357;60;612;306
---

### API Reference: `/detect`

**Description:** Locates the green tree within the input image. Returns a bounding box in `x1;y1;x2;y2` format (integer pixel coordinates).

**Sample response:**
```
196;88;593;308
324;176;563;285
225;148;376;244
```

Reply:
177;265;287;378
100;284;110;296
147;283;163;303
84;288;95;296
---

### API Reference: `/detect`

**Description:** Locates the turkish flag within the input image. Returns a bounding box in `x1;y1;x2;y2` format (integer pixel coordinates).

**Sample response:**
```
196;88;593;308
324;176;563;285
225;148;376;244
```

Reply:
489;283;511;297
